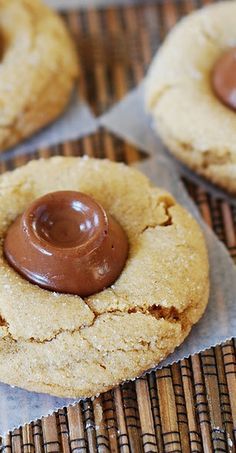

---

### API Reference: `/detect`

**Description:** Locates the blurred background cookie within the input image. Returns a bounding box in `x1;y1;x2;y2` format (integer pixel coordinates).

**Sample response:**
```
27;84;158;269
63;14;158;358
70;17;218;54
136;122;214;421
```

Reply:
0;0;78;152
146;1;236;195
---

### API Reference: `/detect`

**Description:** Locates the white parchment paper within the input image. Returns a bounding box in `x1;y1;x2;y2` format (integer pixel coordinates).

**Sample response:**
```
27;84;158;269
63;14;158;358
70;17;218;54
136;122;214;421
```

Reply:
0;94;97;163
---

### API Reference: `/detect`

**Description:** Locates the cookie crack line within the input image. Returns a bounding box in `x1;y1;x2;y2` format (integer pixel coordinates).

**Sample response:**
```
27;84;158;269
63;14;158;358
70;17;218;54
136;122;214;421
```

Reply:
160;201;174;226
79;323;178;356
107;288;182;320
139;196;174;234
200;24;222;50
174;138;236;167
1;301;185;345
147;84;177;111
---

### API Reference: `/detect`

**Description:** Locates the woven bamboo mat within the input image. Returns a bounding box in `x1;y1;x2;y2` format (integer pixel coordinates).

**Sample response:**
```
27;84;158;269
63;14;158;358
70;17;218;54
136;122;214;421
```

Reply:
0;0;235;451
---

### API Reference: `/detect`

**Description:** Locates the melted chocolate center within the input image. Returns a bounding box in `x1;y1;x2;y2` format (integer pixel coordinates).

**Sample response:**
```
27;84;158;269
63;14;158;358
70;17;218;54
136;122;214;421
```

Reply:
4;191;129;297
212;47;236;111
32;196;102;248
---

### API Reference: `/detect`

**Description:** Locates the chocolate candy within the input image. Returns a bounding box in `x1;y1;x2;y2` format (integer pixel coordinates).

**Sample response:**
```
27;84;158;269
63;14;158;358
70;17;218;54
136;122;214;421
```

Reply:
4;191;129;296
212;47;236;111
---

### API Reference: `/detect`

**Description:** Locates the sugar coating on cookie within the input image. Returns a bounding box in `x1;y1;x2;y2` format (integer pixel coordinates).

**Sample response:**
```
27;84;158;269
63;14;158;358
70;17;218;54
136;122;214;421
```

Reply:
0;157;209;398
146;1;236;194
0;0;78;152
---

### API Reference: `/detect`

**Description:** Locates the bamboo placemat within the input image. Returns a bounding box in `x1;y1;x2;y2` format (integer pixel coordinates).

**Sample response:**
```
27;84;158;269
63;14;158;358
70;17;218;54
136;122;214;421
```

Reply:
0;0;235;451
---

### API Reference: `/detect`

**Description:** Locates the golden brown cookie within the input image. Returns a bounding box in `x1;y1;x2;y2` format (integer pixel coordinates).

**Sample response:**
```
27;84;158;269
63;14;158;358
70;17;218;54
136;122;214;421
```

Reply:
0;157;209;397
0;0;78;152
146;1;236;194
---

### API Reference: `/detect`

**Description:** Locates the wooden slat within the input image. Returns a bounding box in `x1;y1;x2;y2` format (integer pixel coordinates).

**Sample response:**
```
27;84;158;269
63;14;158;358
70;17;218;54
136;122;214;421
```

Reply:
42;415;60;453
181;358;203;452
156;368;182;453
136;378;158;453
171;363;190;453
57;409;70;453
93;396;110;453
191;355;213;453
67;405;88;452
201;349;227;451
121;383;142;453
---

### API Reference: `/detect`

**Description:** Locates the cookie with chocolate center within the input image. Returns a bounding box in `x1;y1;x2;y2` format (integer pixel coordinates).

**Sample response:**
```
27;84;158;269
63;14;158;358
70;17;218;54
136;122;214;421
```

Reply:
146;1;236;194
0;157;209;397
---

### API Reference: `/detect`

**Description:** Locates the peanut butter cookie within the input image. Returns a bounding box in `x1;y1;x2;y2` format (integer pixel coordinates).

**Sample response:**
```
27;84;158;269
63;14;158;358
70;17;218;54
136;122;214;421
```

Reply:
0;0;78;151
146;1;236;194
0;157;209;397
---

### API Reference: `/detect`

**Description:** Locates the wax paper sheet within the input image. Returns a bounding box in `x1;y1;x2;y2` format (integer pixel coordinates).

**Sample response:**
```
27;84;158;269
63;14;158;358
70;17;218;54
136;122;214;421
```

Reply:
0;94;97;163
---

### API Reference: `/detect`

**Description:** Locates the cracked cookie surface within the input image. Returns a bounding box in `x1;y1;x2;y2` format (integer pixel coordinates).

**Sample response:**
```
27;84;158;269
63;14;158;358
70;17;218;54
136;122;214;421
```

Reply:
0;157;209;397
146;1;236;194
0;0;78;152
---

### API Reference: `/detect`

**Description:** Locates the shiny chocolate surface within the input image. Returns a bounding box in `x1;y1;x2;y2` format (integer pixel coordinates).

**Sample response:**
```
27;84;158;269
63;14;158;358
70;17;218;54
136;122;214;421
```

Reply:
4;191;129;296
212;47;236;111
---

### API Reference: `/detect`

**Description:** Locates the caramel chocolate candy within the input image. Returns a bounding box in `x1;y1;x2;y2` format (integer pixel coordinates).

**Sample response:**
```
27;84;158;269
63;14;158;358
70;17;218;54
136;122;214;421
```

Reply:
212;47;236;111
4;191;129;297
